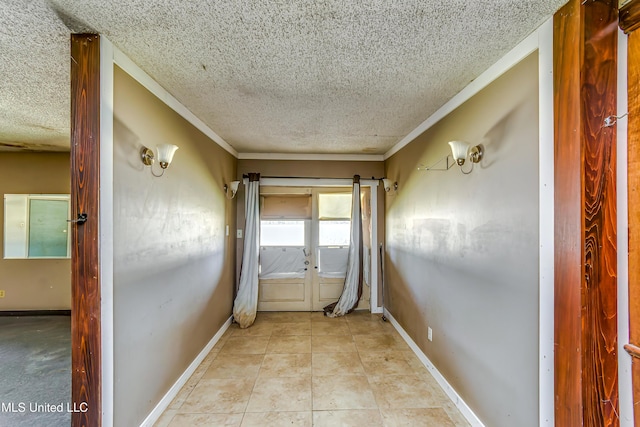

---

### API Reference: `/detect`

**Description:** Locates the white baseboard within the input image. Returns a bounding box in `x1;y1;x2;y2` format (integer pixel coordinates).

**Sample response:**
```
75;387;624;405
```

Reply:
139;316;233;427
383;309;484;427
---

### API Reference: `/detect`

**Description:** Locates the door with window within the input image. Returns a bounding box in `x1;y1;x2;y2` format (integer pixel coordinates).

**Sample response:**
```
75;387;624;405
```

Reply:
257;187;371;312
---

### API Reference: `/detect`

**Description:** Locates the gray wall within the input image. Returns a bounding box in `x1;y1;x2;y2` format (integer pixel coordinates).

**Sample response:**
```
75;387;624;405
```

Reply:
0;152;70;310
384;53;539;427
113;66;237;426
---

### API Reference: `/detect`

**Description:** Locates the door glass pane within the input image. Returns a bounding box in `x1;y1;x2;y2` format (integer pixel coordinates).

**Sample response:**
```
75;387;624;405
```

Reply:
259;247;306;279
317;246;349;277
28;199;69;257
260;220;305;246
319;220;350;246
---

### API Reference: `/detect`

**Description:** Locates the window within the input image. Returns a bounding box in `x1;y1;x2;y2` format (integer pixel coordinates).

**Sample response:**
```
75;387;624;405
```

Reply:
3;194;71;259
319;221;350;246
318;193;351;247
260;220;305;247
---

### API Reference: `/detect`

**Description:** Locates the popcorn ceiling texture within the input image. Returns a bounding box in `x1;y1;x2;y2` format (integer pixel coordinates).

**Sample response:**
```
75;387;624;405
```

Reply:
0;0;70;151
1;0;565;154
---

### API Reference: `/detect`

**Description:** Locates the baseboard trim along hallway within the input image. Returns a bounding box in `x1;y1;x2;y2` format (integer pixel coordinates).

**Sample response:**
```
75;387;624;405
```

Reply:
382;309;484;427
140;316;233;427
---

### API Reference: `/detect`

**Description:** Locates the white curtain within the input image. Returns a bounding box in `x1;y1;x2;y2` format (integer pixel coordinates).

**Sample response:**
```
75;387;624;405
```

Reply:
233;173;260;328
324;175;363;317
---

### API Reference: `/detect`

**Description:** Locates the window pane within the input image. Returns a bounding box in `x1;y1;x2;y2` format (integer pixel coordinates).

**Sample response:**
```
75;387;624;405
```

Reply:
28;199;69;257
318;193;352;219
319;220;350;246
260;220;305;246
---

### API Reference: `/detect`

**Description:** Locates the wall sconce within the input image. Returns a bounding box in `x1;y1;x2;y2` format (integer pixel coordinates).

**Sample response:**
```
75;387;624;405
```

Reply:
141;144;179;177
381;178;397;193
448;140;483;174
224;180;240;199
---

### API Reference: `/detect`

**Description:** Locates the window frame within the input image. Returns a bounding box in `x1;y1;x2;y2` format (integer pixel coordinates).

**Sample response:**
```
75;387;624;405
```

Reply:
3;194;71;259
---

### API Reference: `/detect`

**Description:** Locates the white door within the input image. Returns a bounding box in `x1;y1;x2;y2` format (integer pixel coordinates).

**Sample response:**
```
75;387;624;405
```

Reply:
257;187;371;312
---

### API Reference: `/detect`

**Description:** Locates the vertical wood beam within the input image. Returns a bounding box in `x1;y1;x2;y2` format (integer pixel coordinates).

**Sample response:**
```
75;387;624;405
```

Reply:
554;1;619;426
70;34;102;427
554;2;584;422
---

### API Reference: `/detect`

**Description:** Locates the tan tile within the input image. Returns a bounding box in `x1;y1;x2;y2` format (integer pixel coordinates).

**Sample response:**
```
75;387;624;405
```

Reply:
401;351;430;375
259;353;311;377
311;321;351;336
312;375;378;410
229;322;274;337
168;413;243;427
167;382;193;410
246;377;312;412
442;402;472;427
345;312;386;323
240;411;312;426
353;334;408;352
168;363;209;409
202;354;264;379
313;409;383;427
312;335;357;353
271;322;311;335
312;352;365;376
220;337;269;354
369;375;444;409
200;349;220;368
153;409;177;427
359;351;413;376
259;312;311;323
347;321;390;335
213;330;233;350
179;378;254;413
311;312;347;323
266;335;311;353
380;408;456;427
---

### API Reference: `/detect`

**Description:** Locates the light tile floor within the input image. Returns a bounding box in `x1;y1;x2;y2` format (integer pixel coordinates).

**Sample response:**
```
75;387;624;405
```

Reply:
155;311;470;427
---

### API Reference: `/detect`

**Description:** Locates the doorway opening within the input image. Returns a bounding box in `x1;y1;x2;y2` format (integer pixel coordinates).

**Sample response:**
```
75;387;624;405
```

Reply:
256;185;374;312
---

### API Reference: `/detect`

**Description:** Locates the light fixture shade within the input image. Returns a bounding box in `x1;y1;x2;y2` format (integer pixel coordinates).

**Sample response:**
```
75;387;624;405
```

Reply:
448;141;469;163
230;180;240;194
382;178;393;192
156;144;179;168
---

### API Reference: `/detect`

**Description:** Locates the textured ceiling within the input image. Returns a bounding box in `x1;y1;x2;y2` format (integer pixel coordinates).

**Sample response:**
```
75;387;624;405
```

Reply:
0;0;565;154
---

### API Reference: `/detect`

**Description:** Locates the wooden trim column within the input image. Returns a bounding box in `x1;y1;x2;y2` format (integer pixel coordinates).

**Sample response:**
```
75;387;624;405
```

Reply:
554;0;619;426
70;34;102;427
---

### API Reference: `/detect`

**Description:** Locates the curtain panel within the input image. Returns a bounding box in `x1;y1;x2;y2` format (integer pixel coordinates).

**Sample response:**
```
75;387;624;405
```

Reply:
233;173;261;328
323;175;363;317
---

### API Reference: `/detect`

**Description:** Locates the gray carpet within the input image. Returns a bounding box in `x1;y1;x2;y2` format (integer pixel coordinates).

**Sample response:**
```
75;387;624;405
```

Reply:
0;316;71;427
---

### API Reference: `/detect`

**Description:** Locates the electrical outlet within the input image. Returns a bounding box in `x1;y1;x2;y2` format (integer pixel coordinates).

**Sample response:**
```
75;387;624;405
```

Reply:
237;229;243;239
0;290;5;298
427;327;433;342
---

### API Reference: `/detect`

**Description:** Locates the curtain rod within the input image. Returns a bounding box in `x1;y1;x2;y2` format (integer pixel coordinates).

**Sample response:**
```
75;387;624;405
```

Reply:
242;174;385;180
